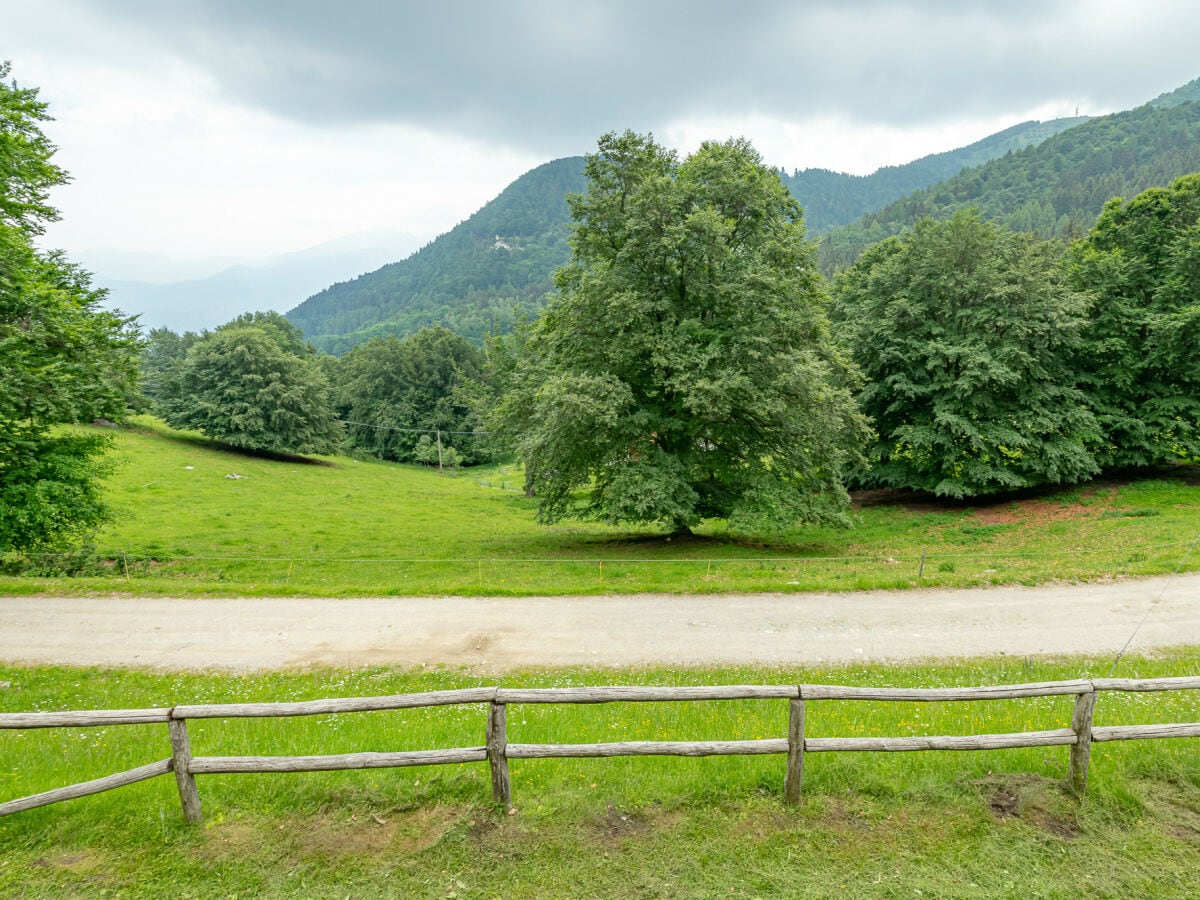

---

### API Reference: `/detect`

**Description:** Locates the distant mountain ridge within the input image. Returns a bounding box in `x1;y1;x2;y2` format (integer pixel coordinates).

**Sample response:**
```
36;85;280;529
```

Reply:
95;231;421;333
286;116;1092;352
782;116;1089;234
819;77;1200;271
288;77;1200;352
1149;75;1200;107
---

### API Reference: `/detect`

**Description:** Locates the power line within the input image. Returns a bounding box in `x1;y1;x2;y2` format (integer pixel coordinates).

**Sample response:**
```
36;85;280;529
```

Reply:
340;420;489;436
1108;530;1200;676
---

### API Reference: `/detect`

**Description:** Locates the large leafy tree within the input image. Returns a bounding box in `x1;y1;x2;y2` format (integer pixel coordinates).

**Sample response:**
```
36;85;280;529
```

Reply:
832;210;1099;498
0;62;141;551
477;318;541;493
507;131;868;534
1067;174;1200;468
140;325;200;405
155;312;341;455
332;325;485;465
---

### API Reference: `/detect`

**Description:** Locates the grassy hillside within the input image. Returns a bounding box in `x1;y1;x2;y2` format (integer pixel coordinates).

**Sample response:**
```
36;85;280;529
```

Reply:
2;418;1198;596
3;652;1200;896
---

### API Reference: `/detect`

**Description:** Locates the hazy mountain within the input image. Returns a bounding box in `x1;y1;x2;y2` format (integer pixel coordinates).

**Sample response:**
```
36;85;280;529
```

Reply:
92;230;421;333
1149;75;1200;108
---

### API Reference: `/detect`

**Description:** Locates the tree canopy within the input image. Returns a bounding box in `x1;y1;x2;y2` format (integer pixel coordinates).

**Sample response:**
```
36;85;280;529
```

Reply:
0;62;141;551
505;131;868;534
832;210;1099;497
331;325;485;465
1067;173;1200;468
151;312;341;455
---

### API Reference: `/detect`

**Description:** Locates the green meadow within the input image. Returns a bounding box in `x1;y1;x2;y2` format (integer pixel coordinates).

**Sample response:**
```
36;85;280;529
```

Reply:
2;652;1200;897
2;417;1198;597
4;420;1200;894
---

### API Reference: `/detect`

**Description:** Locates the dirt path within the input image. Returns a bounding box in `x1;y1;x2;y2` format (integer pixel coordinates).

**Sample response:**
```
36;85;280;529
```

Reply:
2;574;1199;672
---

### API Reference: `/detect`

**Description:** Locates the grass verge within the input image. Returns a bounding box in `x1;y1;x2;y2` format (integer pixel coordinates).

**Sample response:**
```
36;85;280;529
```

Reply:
2;651;1200;896
2;417;1198;597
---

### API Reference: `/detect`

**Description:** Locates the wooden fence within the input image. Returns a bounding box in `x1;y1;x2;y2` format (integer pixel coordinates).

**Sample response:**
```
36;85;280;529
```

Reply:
3;677;1199;823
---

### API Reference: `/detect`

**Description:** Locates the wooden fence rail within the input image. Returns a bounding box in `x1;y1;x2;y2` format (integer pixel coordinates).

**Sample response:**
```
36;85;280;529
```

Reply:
2;677;1199;823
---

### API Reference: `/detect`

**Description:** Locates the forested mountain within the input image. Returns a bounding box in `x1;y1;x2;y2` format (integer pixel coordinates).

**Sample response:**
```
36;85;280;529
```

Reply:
287;157;588;353
781;116;1087;234
286;119;1086;352
289;78;1199;352
1149;76;1200;108
820;79;1200;271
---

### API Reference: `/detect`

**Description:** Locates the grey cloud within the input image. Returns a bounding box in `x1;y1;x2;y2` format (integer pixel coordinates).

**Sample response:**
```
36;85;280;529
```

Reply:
70;0;1200;154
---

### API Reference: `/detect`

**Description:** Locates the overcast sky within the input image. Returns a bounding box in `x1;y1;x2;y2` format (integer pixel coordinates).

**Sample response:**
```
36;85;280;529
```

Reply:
7;0;1200;265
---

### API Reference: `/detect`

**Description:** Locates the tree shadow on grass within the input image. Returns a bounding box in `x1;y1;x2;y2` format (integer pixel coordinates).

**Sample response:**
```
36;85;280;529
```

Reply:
122;420;337;467
545;526;832;558
851;462;1200;513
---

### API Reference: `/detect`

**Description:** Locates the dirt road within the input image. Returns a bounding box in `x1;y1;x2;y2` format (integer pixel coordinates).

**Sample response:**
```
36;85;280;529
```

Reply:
2;573;1198;671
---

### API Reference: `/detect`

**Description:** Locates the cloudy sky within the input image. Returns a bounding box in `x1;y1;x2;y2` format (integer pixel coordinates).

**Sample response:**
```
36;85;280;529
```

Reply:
7;0;1200;267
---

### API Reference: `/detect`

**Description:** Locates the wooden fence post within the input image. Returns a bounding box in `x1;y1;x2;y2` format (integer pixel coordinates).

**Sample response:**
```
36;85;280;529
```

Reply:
487;702;512;810
1068;691;1097;796
168;717;203;824
784;697;805;805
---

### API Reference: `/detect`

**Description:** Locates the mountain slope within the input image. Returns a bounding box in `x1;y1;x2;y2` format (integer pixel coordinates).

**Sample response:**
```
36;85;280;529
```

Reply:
292;80;1200;352
783;116;1088;234
1149;75;1200;108
821;86;1200;271
287;157;588;353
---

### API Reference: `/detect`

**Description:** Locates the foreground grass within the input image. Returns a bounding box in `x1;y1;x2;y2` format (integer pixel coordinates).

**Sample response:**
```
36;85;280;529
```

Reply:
1;417;1199;596
2;651;1200;896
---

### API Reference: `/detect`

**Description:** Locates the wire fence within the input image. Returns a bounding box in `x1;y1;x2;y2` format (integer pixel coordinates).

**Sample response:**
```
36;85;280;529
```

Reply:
3;538;1196;592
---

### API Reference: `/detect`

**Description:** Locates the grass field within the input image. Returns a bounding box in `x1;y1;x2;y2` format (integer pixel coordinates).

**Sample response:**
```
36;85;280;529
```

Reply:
3;422;1199;893
1;417;1198;597
2;651;1199;896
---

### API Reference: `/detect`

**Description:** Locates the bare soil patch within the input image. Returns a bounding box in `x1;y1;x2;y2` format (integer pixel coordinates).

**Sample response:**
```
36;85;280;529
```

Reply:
28;850;106;873
854;485;1117;525
974;773;1079;840
297;811;400;858
969;491;1113;526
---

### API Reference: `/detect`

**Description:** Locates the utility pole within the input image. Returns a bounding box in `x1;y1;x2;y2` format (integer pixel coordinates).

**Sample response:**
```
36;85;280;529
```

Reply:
436;429;443;471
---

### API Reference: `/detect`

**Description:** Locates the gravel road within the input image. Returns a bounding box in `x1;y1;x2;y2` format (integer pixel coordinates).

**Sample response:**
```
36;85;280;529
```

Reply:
2;573;1198;671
